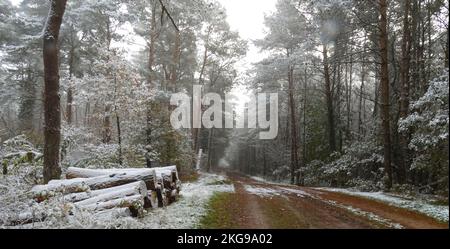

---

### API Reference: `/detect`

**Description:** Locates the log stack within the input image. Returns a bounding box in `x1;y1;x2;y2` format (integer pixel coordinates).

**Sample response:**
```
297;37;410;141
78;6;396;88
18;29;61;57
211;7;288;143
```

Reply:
30;166;181;220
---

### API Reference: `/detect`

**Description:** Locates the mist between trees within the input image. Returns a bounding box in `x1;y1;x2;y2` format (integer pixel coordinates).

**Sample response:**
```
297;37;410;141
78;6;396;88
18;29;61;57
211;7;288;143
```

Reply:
169;85;279;139
0;0;448;196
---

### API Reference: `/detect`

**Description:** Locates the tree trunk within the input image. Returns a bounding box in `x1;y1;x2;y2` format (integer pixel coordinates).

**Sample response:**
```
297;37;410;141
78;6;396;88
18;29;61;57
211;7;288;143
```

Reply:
43;0;67;183
66;87;73;124
145;1;159;168
111;75;123;166
346;54;353;141
302;65;308;179
102;105;112;143
169;30;181;92
379;0;393;189
193;33;210;167
323;44;336;153
115;109;123;165
66;42;75;125
287;49;299;185
263;145;267;178
358;60;365;137
206;128;214;172
398;0;412;184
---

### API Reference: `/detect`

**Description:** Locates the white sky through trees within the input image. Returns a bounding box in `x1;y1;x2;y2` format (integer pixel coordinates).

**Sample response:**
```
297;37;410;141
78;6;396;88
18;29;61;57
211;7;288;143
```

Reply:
218;0;276;64
8;0;277;109
218;0;277;110
9;0;276;64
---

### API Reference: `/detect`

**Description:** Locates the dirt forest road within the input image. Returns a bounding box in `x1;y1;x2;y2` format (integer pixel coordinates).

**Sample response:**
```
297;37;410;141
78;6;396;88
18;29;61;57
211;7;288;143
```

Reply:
222;173;448;229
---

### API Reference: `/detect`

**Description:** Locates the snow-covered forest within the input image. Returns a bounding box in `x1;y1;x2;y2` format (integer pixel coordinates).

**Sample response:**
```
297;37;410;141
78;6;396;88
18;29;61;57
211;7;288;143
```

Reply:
0;0;448;229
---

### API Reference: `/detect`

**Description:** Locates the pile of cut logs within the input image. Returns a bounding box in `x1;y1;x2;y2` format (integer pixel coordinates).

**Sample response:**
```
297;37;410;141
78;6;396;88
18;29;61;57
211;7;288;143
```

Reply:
30;166;181;219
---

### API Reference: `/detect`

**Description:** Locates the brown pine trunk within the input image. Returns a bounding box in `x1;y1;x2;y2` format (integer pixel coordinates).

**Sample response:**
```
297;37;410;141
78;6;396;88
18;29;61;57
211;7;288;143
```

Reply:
287;50;299;185
358;60;365;137
379;0;393;189
102;105;112;143
346;54;353;140
66;41;75;125
193;33;210;166
101;19;113;144
66;87;73;124
43;0;67;183
145;2;159;168
110;74;123;166
398;0;412;184
323;44;336;152
170;30;181;92
263;145;267;178
206;128;214;172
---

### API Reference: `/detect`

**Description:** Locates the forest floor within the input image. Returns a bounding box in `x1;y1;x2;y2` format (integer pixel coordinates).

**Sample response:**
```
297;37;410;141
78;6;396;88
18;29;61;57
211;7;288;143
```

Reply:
200;172;448;229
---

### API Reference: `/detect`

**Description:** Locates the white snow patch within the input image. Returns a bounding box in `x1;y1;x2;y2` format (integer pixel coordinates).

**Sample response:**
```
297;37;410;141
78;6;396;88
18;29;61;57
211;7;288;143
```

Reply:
249;176;267;183
318;188;449;222
243;185;312;198
139;173;234;229
277;187;312;197
322;199;404;229
243;185;282;197
249;176;291;185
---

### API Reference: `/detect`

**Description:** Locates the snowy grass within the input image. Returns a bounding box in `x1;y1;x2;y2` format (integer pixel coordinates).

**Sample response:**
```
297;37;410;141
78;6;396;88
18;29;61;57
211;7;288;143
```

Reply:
0;171;234;229
317;188;449;222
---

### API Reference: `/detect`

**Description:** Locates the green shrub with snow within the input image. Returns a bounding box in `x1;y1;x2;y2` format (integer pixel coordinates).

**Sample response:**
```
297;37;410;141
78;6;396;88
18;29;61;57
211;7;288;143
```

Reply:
304;139;384;191
0;135;43;182
399;69;449;194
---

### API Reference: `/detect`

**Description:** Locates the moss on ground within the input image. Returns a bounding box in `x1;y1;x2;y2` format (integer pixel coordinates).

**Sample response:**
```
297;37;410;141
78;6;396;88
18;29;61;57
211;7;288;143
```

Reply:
198;192;235;229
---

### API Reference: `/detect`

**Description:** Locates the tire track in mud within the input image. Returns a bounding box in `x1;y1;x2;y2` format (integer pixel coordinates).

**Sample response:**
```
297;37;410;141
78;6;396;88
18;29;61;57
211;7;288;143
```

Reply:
226;173;448;229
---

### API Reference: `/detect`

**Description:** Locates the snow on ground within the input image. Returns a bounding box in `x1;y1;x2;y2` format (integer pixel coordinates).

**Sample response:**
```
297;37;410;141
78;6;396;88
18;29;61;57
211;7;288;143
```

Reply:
249;176;290;185
244;184;312;198
139;173;234;229
321;198;404;229
243;185;283;198
318;188;449;222
0;172;234;229
277;187;312;198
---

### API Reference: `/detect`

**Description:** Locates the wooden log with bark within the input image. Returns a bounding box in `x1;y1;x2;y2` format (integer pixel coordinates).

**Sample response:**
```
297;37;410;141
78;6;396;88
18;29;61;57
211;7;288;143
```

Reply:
65;166;181;203
93;207;133;220
65;168;158;190
66;166;178;183
65;181;152;209
76;194;145;217
26;166;180;223
4;182;148;226
32;170;158;202
1;212;47;226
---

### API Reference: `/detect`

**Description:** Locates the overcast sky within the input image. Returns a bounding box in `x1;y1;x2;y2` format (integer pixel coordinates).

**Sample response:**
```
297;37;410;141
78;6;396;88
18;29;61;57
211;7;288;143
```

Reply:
218;0;276;67
217;0;277;108
8;0;277;107
9;0;276;66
